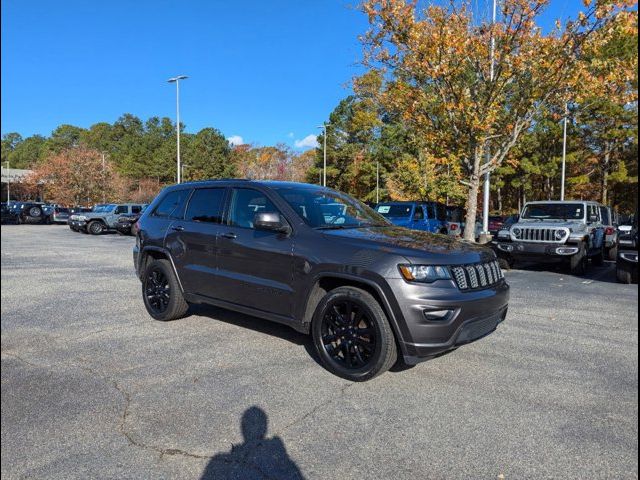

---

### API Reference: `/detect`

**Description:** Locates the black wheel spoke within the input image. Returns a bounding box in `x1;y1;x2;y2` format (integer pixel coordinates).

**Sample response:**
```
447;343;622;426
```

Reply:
321;299;376;370
145;268;170;314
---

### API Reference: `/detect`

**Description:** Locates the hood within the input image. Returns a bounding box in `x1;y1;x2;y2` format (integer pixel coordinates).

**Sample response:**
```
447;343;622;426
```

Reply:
321;225;494;265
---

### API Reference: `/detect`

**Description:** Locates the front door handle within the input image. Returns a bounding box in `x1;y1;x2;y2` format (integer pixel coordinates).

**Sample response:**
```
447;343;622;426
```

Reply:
172;225;184;232
222;232;237;239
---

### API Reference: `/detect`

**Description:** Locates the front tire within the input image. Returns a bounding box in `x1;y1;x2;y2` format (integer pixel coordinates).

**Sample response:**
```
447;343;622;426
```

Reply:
312;286;397;382
142;259;189;321
88;220;105;235
570;246;588;276
616;266;635;284
592;247;605;267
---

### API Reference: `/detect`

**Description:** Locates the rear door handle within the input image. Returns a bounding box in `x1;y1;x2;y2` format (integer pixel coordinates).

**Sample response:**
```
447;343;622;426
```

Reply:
222;232;237;239
172;225;184;232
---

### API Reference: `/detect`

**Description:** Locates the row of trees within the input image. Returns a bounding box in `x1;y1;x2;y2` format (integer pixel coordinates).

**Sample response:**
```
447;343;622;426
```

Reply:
307;0;638;240
1;115;316;206
2;0;636;238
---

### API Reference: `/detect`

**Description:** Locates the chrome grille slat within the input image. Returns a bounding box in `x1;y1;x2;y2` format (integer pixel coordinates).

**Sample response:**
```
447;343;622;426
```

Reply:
512;227;568;243
451;261;504;291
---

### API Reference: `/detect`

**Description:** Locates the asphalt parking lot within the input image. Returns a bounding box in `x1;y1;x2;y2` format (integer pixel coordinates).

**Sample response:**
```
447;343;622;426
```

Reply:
1;225;638;479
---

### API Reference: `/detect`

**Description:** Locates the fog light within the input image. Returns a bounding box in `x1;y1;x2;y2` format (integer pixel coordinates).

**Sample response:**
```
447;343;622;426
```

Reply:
423;309;453;321
620;252;638;263
497;244;514;252
555;247;579;255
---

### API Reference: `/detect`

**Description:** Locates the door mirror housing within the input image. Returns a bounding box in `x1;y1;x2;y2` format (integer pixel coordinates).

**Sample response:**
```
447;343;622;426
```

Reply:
254;212;290;234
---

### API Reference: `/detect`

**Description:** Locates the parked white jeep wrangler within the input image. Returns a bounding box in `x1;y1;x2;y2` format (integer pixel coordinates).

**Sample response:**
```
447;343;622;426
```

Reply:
492;201;606;275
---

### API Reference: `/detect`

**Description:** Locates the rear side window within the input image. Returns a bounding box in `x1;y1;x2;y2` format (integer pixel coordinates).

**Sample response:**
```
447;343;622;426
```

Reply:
185;188;226;223
228;188;278;229
152;190;189;219
131;205;143;214
115;205;128;214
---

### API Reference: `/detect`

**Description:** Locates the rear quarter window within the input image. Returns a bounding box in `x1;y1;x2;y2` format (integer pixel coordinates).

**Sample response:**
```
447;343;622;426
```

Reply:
152;190;190;219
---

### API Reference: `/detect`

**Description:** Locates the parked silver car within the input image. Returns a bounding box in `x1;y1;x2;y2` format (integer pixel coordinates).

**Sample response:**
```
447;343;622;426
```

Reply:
492;201;606;275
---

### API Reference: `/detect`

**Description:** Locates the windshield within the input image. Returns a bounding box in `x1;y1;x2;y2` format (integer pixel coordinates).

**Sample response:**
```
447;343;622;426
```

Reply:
376;204;413;218
522;203;584;220
273;185;390;229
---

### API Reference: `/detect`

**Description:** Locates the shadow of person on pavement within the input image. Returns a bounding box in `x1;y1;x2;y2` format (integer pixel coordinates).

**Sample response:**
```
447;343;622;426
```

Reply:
200;406;305;480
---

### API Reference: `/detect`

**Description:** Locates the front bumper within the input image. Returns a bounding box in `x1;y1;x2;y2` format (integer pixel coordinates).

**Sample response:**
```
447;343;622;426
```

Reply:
69;220;87;230
492;240;580;262
115;222;133;233
387;278;510;364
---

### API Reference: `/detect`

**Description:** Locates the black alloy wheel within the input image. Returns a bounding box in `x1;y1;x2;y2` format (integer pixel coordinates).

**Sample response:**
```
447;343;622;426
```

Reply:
321;300;377;370
141;259;189;321
312;286;397;381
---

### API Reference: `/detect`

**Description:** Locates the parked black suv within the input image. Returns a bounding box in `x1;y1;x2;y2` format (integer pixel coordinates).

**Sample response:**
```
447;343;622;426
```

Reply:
134;181;510;381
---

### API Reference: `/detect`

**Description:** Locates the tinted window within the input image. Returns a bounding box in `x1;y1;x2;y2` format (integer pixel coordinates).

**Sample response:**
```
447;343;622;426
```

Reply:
115;205;128;214
153;190;189;218
131;205;143;214
413;206;424;220
376;204;412;218
522;204;584;220
228;189;278;229
186;188;226;223
599;206;611;225
436;204;447;221
274;186;389;229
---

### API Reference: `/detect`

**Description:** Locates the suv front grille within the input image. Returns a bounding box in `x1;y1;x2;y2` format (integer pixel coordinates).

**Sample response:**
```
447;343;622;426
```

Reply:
450;261;504;291
514;227;568;243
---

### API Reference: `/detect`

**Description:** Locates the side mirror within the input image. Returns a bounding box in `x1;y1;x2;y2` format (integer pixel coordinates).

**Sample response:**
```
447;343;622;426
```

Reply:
254;212;290;234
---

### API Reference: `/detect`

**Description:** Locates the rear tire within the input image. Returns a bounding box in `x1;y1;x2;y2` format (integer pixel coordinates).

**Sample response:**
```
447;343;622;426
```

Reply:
592;247;605;267
142;259;189;321
616;266;634;284
312;286;397;382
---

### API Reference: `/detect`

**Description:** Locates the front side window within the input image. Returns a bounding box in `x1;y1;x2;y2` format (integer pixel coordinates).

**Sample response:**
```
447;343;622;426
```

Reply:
413;206;424;220
376;204;412;218
274;185;390;229
131;205;143;214
115;205;128;214
153;190;189;219
228;189;278;229
186;188;226;223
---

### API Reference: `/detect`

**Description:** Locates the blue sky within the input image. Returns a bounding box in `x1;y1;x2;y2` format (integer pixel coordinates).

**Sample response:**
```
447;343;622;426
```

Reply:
2;0;583;150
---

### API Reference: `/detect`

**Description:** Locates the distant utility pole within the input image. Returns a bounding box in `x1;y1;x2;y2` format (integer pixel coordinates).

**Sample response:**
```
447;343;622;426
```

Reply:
168;75;188;184
481;0;497;242
317;123;331;187
101;153;106;204
4;160;9;203
560;103;568;201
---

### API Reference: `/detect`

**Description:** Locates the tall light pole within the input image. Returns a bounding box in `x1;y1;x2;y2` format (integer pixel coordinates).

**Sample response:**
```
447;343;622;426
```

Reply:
4;160;9;203
317;123;331;187
168;75;188;184
481;0;497;242
376;160;380;204
560;103;568;201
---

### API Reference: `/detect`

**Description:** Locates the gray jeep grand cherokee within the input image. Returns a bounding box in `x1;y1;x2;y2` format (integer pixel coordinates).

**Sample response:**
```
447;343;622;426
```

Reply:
134;180;509;381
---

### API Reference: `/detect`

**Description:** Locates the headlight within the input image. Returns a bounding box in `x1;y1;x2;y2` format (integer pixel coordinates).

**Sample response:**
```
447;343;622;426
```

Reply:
399;264;451;283
77;215;88;221
498;229;510;239
512;227;522;238
554;229;566;240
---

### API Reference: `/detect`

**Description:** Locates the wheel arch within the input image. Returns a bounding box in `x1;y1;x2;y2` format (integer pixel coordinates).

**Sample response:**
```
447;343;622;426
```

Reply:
300;273;407;351
138;246;185;293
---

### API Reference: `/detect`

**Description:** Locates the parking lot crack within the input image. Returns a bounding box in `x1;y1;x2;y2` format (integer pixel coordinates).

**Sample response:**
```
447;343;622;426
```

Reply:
278;382;354;434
